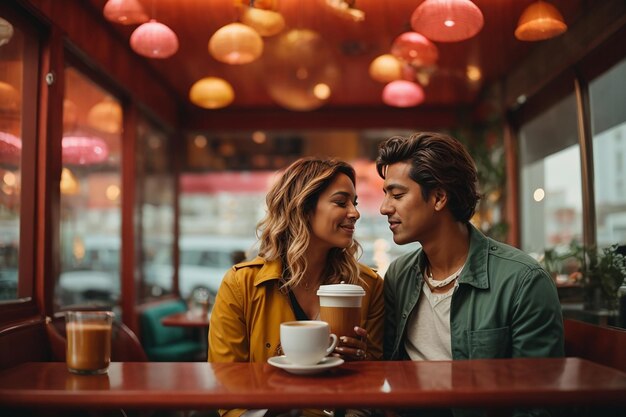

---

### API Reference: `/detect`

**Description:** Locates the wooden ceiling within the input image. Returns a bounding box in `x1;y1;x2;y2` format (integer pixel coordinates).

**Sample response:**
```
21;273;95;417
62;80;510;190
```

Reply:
86;0;585;112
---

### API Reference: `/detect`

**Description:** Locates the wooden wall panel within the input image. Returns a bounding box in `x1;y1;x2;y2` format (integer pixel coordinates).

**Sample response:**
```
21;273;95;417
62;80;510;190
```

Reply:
184;106;458;131
19;0;180;127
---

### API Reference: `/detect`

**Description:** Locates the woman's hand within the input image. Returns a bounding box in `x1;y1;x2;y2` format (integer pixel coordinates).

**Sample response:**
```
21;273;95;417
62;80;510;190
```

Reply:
333;326;369;361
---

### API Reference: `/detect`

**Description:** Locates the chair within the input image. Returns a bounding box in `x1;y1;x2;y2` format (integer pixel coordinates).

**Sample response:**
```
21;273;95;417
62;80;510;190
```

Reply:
46;312;148;362
563;318;626;372
139;299;204;361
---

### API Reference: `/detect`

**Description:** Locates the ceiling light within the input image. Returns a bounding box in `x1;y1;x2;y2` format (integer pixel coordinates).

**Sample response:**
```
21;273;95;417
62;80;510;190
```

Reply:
515;0;567;41
103;0;148;25
325;0;365;22
130;20;179;59
369;54;403;83
0;81;20;112
251;131;267;144
264;29;340;111
62;136;110;165
87;97;123;134
466;65;481;82
411;0;484;42
189;77;235;109
313;83;331;100
0;18;14;47
194;135;208;148
209;23;263;65
382;80;425;108
391;32;439;67
240;6;285;37
60;168;80;195
0;132;21;166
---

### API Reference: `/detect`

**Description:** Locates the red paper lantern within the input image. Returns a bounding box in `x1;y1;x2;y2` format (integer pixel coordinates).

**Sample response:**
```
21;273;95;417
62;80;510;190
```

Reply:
0;132;21;166
382;81;425;108
411;0;484;43
391;32;439;67
62;136;109;166
130;20;179;59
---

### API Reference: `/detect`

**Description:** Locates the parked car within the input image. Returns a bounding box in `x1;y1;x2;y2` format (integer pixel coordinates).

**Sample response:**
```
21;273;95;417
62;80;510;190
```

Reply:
146;235;257;299
56;235;121;307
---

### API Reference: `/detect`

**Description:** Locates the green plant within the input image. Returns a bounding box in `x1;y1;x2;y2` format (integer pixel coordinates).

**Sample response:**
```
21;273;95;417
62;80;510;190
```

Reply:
577;243;626;311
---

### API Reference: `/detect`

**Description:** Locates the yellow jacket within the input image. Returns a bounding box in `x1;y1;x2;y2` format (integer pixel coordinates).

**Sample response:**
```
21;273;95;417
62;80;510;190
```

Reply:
208;256;384;417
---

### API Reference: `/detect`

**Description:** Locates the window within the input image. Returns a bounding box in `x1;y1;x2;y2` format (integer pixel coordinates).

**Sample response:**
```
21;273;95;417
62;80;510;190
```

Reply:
590;57;626;247
0;10;38;304
519;93;582;256
56;67;122;313
136;117;175;302
179;129;415;296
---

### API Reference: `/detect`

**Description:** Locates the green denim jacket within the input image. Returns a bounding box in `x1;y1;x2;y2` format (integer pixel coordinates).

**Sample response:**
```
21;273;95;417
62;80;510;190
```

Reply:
383;224;564;361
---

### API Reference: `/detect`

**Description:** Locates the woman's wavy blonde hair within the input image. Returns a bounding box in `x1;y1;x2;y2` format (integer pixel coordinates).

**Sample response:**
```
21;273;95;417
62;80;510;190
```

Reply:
257;157;362;290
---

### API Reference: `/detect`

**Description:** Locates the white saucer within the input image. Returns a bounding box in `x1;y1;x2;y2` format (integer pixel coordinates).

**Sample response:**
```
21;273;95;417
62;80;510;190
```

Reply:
267;355;344;375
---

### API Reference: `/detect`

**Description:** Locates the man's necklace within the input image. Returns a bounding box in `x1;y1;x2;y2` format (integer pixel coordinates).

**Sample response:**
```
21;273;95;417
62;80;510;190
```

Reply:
425;264;465;288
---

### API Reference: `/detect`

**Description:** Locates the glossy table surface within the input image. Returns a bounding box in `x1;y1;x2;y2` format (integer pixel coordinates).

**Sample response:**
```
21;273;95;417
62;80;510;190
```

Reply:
160;311;211;328
1;358;625;410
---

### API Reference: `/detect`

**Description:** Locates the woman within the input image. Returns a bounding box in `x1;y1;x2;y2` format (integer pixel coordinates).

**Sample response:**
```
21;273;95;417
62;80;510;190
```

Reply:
209;157;384;417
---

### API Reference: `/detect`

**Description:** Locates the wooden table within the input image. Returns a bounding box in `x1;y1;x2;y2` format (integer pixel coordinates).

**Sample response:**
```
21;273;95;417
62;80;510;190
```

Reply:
160;311;211;328
161;311;210;360
1;358;625;411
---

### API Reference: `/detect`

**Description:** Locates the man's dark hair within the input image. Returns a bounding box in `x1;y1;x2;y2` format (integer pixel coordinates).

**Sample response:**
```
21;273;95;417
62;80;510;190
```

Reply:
376;132;481;223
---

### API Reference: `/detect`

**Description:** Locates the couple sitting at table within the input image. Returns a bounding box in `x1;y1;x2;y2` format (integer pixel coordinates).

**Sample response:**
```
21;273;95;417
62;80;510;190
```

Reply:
209;132;564;417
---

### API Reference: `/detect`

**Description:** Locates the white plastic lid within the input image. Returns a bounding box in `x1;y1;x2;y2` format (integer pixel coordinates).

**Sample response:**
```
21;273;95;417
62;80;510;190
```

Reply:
317;283;365;297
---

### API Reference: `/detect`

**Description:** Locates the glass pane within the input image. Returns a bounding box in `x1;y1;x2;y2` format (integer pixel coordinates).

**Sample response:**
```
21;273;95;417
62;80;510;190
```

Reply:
137;119;175;302
0;16;24;302
590;57;626;247
56;67;122;313
179;129;414;300
519;93;582;257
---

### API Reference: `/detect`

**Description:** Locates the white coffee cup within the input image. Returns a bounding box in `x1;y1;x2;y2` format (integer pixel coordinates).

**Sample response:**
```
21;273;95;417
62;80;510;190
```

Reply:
317;283;365;338
280;320;338;366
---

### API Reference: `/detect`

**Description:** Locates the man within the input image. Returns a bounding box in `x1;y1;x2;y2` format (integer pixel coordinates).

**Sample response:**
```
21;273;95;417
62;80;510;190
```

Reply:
376;132;563;364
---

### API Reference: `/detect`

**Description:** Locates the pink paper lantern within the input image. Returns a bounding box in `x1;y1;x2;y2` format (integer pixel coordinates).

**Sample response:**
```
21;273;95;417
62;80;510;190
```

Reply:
130;20;179;59
62;136;109;165
0;132;21;166
103;0;148;25
391;32;439;67
411;0;484;43
382;81;425;108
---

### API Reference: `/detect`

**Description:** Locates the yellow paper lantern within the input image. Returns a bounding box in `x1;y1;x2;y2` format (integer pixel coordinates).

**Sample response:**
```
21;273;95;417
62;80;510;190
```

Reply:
60;167;80;195
369;54;403;83
189;77;235;109
240;7;285;37
87;97;123;134
515;0;567;41
264;29;340;111
0;81;20;112
209;23;263;65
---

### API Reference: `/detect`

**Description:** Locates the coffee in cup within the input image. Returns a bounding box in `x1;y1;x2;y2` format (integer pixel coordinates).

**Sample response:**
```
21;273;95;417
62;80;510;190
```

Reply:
317;283;365;338
65;311;114;375
280;320;338;365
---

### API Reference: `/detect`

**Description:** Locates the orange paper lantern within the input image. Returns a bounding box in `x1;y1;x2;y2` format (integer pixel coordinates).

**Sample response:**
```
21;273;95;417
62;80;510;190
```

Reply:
515;1;567;41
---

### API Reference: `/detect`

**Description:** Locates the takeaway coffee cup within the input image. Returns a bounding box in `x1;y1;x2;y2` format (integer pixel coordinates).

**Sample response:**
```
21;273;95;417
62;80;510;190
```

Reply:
280;320;338;366
65;311;114;375
317;283;365;338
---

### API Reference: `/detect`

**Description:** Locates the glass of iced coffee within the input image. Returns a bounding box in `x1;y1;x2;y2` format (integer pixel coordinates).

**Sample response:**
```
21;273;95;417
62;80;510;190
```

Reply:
317;283;365;339
65;311;114;375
